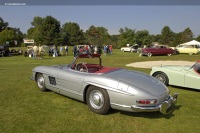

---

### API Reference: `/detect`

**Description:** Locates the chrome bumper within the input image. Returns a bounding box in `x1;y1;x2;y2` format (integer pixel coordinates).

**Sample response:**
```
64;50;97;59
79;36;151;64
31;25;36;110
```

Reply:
131;93;178;114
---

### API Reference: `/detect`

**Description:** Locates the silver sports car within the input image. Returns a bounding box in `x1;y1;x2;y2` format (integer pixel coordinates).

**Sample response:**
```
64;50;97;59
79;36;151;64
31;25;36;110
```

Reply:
31;54;178;115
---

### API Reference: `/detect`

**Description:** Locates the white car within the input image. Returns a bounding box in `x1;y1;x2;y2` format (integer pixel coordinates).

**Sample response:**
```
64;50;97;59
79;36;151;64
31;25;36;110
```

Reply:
121;46;135;52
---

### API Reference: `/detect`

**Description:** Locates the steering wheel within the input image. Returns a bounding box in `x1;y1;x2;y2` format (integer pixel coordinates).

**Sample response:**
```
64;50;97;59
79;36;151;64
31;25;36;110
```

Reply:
75;62;88;72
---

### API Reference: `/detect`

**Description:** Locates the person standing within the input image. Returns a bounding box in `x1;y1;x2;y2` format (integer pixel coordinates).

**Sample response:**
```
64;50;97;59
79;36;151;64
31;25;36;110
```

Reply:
38;45;44;59
97;46;102;54
84;45;89;54
94;46;98;54
73;45;77;57
32;44;38;59
60;45;64;56
53;45;58;57
103;45;107;55
109;45;113;55
65;45;68;56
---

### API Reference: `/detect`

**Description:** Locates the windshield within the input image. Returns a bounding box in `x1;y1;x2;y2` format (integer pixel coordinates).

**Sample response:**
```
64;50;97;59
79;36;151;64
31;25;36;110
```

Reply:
70;54;102;73
74;57;100;66
192;61;200;74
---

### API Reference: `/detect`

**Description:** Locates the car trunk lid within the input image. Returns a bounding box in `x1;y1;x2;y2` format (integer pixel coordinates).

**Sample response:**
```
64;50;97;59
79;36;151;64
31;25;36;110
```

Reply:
112;69;168;96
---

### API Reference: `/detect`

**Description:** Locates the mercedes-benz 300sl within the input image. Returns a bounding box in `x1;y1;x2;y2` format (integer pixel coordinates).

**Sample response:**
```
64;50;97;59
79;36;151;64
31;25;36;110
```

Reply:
32;54;178;115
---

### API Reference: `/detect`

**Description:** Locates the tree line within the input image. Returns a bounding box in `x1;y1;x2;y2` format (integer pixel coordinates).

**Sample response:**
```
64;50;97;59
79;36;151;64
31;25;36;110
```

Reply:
1;16;200;48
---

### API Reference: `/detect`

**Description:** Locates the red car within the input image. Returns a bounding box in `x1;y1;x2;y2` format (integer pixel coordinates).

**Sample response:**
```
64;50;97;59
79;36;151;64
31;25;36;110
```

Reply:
140;45;174;57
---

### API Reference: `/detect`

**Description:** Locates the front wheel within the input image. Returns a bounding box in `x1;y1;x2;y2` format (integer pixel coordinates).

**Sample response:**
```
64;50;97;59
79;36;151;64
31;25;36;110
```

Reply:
36;74;48;91
153;72;169;85
167;53;171;56
86;86;110;115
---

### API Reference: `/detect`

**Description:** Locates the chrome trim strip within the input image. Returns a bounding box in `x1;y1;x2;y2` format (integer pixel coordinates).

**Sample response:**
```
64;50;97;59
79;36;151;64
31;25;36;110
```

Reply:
111;103;131;108
85;81;134;96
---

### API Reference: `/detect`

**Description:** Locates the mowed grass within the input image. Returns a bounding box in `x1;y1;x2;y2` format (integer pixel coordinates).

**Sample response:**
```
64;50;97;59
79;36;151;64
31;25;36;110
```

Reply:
0;47;200;133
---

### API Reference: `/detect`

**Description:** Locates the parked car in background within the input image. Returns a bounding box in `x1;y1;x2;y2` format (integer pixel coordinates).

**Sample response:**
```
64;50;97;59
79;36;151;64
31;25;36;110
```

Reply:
32;54;178;115
10;48;23;55
121;45;138;52
176;45;199;55
24;46;33;57
150;60;200;90
0;45;10;57
140;45;174;57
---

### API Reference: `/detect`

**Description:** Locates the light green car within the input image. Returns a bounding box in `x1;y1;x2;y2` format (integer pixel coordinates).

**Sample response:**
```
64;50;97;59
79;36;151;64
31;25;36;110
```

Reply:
150;61;200;90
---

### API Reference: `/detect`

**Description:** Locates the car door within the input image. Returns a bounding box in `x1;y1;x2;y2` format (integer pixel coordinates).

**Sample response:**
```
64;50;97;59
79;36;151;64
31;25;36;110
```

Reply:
153;47;159;55
184;68;200;89
151;47;160;55
57;68;87;92
161;46;168;54
168;68;187;87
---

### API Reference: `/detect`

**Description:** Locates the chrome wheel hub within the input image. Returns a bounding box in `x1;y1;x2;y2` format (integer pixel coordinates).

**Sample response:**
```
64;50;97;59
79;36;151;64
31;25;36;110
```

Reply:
89;90;104;109
156;75;166;83
38;76;44;89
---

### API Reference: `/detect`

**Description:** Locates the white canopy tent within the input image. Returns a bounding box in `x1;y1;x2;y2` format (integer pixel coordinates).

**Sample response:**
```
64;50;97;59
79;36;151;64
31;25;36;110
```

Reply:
180;40;200;46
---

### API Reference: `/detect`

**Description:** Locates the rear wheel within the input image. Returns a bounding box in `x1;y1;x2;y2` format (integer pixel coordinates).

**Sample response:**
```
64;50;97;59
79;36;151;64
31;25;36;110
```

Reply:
153;72;169;85
86;86;110;115
36;74;48;91
147;52;152;57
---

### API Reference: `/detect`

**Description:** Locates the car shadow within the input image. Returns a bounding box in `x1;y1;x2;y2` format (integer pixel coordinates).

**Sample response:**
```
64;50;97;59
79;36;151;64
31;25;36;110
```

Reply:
42;57;54;60
49;91;182;119
170;85;200;92
10;54;23;56
109;104;182;119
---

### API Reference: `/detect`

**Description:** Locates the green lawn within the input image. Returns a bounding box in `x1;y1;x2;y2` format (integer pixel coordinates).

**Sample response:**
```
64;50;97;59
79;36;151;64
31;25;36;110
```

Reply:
0;48;199;133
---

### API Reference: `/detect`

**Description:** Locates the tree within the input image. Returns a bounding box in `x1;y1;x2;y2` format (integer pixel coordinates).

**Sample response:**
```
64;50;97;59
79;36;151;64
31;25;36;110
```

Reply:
85;25;110;46
109;35;119;48
41;16;61;45
151;34;161;44
160;26;174;46
179;27;194;43
118;27;136;47
31;16;43;27
135;30;151;46
27;16;61;45
0;28;15;44
61;22;85;46
196;35;200;42
0;17;8;32
12;28;24;46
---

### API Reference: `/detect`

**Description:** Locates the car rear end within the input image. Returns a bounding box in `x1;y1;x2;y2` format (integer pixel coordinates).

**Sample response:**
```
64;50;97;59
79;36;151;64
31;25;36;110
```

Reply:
105;69;178;114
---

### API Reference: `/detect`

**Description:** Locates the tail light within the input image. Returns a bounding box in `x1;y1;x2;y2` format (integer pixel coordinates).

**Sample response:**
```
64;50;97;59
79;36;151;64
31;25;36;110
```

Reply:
136;99;157;105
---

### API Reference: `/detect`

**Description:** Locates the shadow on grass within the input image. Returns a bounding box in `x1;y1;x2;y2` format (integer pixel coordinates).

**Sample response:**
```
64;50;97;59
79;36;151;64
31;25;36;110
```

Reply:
35;57;54;60
10;54;23;56
171;85;200;92
45;91;182;119
109;104;182;119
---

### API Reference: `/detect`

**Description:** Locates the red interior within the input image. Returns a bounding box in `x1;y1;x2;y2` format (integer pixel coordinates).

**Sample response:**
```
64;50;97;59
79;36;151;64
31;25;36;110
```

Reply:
86;64;119;73
94;67;120;73
72;63;119;73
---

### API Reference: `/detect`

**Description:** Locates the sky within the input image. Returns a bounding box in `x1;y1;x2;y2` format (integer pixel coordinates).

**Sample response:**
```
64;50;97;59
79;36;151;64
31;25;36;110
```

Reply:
0;5;200;37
